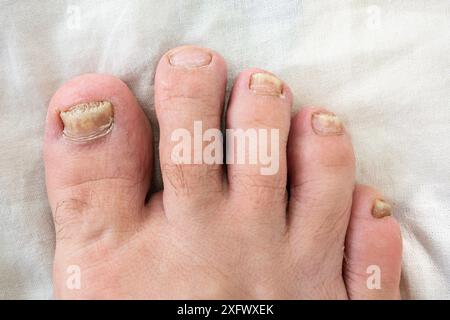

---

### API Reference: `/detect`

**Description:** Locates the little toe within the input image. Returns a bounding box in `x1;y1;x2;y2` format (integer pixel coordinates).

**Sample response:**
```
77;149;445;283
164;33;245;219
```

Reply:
344;185;402;299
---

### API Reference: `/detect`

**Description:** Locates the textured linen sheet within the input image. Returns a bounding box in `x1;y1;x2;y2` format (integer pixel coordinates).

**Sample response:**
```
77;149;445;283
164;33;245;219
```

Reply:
0;0;449;299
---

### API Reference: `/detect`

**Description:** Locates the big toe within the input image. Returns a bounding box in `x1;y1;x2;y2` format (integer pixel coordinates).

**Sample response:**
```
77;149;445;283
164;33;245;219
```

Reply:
44;74;153;246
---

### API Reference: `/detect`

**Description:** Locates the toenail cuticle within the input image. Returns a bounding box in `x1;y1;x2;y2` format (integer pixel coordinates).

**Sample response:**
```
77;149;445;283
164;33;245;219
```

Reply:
372;199;392;218
311;112;344;136
168;47;212;68
60;101;114;142
250;73;283;96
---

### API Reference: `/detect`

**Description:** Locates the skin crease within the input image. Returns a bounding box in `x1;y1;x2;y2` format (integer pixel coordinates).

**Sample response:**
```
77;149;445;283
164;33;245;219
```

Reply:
44;46;402;300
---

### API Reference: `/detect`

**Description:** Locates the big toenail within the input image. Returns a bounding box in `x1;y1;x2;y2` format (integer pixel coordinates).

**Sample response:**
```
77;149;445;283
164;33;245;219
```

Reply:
168;47;212;68
60;101;114;142
311;112;344;136
372;199;392;218
250;73;283;96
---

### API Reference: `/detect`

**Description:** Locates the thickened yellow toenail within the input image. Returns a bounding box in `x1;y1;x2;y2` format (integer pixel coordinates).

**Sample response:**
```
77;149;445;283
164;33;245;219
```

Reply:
250;73;283;96
60;101;114;142
311;112;344;136
168;47;212;68
372;199;392;218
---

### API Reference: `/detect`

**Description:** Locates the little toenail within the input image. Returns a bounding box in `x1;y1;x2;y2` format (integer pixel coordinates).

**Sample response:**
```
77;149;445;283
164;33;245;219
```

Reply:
168;47;212;68
372;199;392;218
311;112;344;136
60;101;114;142
250;73;283;96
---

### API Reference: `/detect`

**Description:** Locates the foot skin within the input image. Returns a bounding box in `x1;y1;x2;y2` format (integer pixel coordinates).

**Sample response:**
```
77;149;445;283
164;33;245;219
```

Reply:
44;46;402;299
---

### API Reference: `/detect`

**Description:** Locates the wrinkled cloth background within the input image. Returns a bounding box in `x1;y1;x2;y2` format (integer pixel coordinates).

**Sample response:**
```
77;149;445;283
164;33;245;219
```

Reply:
0;0;449;299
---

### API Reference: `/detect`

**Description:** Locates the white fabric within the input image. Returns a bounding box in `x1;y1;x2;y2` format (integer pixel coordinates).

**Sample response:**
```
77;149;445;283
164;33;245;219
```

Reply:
1;0;449;299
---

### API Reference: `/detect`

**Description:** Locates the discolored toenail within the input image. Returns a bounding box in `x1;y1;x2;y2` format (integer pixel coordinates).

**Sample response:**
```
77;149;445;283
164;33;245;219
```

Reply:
60;101;114;142
311;112;344;136
372;199;392;218
249;73;283;96
168;47;212;68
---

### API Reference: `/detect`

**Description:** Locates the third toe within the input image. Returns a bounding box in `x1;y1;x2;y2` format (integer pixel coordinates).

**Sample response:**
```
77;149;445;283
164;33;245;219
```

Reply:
226;69;293;207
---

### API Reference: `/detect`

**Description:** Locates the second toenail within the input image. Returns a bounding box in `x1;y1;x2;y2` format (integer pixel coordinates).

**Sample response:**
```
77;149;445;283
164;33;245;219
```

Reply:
60;101;114;142
168;47;212;68
311;112;344;136
250;73;283;96
372;199;392;218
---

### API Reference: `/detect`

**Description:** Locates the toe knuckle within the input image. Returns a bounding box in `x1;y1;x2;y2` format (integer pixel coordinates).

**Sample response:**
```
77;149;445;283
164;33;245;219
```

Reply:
162;163;223;196
53;198;89;241
320;144;355;169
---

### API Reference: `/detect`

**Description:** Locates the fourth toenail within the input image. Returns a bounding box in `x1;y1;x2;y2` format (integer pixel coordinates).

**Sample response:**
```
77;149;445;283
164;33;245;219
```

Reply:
311;112;344;136
60;101;114;142
250;73;283;96
372;199;392;218
168;47;212;68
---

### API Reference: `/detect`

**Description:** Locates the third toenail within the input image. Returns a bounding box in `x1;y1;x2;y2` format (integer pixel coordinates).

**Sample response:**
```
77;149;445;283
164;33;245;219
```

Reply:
311;112;344;136
60;101;114;142
372;199;392;218
250;73;283;96
168;47;212;68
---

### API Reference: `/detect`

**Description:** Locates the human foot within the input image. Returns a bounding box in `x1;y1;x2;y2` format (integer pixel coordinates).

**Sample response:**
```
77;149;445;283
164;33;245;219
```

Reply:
44;46;402;299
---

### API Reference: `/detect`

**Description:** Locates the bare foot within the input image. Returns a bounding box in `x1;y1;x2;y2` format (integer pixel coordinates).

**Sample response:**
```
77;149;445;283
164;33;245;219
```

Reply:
44;46;402;299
